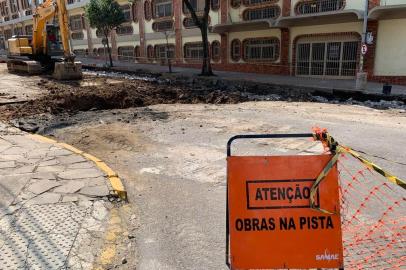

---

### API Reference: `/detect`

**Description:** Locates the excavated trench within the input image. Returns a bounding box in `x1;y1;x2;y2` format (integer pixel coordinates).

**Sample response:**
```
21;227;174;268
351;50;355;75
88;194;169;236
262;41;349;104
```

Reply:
0;70;404;132
0;73;248;121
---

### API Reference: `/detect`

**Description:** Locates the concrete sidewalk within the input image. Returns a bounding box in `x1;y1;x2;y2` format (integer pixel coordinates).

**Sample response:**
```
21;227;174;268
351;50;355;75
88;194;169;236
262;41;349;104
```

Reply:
0;123;117;269
78;57;406;97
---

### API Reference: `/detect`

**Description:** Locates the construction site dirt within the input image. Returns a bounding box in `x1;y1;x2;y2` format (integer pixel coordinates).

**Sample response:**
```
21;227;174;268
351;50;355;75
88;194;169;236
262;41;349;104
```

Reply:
0;63;405;269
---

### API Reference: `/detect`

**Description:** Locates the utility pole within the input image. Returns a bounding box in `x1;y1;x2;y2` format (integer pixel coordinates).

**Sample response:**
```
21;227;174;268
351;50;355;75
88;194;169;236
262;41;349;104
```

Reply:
356;0;369;90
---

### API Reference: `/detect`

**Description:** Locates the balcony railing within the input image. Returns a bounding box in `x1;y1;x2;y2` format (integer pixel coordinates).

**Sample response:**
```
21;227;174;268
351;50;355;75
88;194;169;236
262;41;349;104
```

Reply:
295;0;345;15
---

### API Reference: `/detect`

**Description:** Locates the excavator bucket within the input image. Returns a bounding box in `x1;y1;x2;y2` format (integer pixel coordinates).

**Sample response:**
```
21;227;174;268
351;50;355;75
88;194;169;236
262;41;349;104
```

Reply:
53;61;83;80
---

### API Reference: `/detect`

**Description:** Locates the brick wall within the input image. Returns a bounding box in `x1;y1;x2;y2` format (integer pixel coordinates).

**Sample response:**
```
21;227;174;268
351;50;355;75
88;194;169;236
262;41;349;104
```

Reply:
280;28;290;74
220;34;228;64
364;20;378;80
138;0;146;62
175;62;288;75
368;0;380;10
370;76;406;85
220;0;228;23
282;0;291;17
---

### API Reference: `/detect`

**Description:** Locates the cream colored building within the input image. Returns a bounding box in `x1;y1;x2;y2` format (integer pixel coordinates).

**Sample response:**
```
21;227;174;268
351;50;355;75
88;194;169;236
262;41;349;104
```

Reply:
0;0;405;84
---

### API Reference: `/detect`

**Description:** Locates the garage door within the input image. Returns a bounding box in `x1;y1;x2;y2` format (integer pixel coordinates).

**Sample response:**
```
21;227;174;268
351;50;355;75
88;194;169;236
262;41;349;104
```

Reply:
296;38;359;78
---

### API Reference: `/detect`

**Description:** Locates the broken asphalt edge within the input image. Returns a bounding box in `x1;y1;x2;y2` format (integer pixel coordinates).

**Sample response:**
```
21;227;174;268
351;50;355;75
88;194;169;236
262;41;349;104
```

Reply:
28;133;128;201
82;64;406;101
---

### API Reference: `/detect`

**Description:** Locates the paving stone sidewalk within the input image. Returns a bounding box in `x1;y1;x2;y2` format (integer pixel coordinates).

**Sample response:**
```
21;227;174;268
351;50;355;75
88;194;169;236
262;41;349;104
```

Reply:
0;123;115;269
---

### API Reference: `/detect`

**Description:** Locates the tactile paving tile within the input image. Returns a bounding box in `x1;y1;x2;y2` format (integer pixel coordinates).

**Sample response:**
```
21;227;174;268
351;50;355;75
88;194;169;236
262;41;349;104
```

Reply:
0;203;88;270
0;233;30;270
26;233;75;270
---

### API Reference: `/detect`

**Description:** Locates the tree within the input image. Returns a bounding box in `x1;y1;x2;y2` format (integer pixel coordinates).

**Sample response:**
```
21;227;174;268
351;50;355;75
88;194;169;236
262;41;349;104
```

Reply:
163;30;173;73
183;0;214;76
85;0;125;67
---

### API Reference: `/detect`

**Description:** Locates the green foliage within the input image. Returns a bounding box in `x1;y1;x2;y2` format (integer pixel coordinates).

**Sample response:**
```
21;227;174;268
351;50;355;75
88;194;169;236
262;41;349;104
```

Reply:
85;0;125;37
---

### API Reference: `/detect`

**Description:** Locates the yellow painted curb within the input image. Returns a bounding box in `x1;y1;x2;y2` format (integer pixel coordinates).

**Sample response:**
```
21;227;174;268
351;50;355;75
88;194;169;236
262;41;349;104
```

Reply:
57;142;84;155
28;134;57;144
29;134;128;201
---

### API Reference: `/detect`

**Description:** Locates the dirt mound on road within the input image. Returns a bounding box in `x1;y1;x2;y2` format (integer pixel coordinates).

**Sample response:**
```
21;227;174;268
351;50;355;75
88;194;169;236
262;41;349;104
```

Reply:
0;75;247;120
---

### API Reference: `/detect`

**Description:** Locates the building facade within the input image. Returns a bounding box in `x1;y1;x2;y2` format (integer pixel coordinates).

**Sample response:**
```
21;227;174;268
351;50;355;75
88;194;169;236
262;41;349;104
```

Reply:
0;0;405;84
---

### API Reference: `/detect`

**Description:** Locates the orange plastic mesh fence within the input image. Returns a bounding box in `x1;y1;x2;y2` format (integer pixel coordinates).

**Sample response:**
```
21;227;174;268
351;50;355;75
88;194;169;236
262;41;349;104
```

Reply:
338;153;405;269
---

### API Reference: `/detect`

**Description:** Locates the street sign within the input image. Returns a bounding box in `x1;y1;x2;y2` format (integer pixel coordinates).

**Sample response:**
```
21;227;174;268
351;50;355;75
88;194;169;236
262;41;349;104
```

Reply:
361;44;368;55
226;134;343;269
366;32;374;45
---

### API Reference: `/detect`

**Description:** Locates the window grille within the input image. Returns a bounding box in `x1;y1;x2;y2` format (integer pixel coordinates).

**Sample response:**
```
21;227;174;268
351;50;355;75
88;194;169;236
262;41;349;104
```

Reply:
152;20;173;31
243;38;279;62
118;46;135;61
296;0;344;15
154;0;172;18
184;42;204;60
243;6;280;20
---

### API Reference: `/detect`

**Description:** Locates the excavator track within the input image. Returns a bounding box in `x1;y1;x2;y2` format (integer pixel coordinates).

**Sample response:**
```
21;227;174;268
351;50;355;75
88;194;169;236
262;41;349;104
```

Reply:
7;59;42;75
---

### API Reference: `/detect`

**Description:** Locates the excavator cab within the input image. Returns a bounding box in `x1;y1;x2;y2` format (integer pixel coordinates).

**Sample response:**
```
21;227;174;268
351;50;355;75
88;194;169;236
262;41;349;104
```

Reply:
6;0;82;80
46;24;63;57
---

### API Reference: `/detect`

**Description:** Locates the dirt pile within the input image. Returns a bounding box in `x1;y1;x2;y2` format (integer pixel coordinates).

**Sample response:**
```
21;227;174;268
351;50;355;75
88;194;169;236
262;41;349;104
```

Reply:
0;75;247;121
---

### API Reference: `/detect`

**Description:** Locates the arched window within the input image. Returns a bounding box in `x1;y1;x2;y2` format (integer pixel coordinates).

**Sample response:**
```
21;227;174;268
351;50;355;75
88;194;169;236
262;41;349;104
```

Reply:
153;0;173;18
116;25;133;35
242;37;280;62
73;49;86;56
144;0;152;21
71;32;84;40
69;15;83;31
135;46;141;61
152;20;174;31
118;46;135;61
211;40;220;62
147;45;155;61
121;4;132;22
183;0;205;13
230;39;241;62
295;0;345;15
242;0;278;6
183;16;210;28
154;44;175;61
184;42;204;61
231;0;241;8
96;29;104;38
243;6;280;21
97;47;108;56
211;0;219;11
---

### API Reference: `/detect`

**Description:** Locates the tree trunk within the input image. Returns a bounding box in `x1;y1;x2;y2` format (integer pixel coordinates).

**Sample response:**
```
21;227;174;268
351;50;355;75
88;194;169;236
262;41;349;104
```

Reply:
105;34;113;68
183;0;214;76
200;20;213;76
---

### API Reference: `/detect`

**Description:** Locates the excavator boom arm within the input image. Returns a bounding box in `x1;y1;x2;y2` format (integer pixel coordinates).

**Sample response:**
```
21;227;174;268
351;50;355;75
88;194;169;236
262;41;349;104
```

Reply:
32;0;72;60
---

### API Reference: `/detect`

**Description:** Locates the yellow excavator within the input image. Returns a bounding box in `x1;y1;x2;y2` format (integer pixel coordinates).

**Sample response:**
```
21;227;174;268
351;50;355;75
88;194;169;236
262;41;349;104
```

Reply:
6;0;82;80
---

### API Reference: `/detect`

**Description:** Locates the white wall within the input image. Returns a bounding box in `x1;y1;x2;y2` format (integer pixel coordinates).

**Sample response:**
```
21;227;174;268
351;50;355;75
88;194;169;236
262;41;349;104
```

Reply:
374;18;406;76
379;0;406;6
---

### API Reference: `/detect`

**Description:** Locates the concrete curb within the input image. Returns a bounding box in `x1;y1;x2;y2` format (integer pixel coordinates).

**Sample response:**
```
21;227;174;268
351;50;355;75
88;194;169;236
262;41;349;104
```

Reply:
28;134;128;201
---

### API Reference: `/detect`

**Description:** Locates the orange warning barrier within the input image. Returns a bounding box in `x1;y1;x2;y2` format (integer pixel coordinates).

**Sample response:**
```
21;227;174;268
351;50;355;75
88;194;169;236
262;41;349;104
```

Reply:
226;134;344;269
226;132;405;270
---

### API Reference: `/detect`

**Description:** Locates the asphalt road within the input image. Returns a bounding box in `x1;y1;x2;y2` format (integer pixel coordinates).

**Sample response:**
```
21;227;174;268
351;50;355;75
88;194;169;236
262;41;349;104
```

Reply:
44;101;406;269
